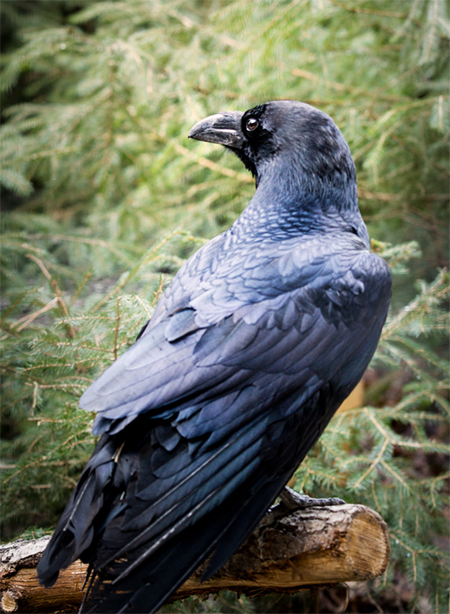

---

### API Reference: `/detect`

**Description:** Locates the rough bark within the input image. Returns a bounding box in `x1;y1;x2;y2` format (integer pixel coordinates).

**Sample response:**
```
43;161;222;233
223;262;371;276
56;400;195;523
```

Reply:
0;503;389;613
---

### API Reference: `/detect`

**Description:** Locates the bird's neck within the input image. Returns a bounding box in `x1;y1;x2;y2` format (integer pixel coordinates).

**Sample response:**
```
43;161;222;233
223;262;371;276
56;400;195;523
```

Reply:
233;169;362;240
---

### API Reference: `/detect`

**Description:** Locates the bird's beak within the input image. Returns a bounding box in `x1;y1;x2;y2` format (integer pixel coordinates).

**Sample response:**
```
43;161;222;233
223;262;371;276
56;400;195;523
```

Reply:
188;111;244;148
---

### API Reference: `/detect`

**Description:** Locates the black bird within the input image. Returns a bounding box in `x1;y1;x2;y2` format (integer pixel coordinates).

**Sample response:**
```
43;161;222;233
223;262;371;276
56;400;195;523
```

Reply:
37;100;391;613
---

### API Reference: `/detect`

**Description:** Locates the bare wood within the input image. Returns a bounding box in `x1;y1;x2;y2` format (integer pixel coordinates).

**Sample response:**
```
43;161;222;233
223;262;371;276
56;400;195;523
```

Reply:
337;380;364;413
0;504;389;613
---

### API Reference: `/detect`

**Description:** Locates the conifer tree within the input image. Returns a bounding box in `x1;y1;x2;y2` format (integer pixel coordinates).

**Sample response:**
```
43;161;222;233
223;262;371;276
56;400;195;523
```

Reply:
1;1;448;611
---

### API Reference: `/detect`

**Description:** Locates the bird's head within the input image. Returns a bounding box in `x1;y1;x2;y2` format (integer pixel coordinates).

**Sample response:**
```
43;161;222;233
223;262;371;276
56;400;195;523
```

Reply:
188;100;356;206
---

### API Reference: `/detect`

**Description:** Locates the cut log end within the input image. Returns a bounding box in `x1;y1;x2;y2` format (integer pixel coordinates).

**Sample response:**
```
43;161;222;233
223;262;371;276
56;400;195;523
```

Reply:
345;508;390;579
2;590;19;613
0;504;390;613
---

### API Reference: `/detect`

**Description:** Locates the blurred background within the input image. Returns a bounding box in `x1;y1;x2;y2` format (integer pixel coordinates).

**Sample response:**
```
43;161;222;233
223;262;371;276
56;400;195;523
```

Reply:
1;1;448;612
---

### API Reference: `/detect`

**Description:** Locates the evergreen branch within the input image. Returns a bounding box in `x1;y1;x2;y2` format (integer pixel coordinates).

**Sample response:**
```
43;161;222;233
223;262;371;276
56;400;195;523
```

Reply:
379;461;410;491
0;288;39;323
91;230;194;312
51;279;76;339
328;0;407;18
429;472;450;508
353;438;389;489
381;269;449;339
69;272;93;308
28;234;140;264
0;168;33;195
11;298;58;332
25;254;76;339
21;359;101;372
113;296;121;361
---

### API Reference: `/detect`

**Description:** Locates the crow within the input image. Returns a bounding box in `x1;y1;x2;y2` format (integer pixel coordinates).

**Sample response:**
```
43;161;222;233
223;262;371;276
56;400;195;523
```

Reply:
37;100;391;613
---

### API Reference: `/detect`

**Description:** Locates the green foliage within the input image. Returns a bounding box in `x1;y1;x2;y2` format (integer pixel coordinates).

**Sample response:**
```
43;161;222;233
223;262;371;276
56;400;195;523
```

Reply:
293;261;450;613
161;591;251;614
1;0;448;280
1;1;449;612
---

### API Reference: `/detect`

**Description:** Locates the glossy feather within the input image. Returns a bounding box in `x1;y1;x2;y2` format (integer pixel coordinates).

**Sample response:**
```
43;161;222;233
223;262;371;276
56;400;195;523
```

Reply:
37;100;391;613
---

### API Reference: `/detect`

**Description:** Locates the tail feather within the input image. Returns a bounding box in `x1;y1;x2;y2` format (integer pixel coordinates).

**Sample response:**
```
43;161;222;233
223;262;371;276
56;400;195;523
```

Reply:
37;436;118;587
202;474;289;580
83;474;287;614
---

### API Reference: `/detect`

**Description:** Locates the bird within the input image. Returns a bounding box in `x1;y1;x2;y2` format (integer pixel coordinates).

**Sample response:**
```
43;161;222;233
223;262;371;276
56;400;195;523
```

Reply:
37;100;391;613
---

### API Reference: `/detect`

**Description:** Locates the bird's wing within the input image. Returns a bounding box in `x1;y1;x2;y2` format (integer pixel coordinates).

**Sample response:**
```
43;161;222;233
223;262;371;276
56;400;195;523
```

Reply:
81;234;389;437
38;239;391;613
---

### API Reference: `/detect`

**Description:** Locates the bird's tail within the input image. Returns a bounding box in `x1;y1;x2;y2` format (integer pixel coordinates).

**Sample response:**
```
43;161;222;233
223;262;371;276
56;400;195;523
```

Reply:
83;474;287;613
37;435;118;588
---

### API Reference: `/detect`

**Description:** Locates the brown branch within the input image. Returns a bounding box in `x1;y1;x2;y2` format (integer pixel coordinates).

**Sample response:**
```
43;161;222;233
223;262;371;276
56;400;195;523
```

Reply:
25;254;76;339
0;503;389;613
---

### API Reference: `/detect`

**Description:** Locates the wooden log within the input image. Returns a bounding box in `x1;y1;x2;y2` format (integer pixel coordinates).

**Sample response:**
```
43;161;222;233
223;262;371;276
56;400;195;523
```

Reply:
0;503;389;613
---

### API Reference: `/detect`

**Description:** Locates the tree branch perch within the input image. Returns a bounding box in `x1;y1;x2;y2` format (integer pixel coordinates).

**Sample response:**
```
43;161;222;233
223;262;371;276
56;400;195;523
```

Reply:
0;503;389;613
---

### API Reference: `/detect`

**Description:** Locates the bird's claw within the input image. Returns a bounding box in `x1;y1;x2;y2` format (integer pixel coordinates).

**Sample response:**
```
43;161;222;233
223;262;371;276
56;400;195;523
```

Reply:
280;486;346;510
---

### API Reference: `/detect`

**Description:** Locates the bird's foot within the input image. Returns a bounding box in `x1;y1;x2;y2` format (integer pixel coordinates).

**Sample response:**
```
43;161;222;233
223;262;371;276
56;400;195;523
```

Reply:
280;486;345;510
264;486;346;526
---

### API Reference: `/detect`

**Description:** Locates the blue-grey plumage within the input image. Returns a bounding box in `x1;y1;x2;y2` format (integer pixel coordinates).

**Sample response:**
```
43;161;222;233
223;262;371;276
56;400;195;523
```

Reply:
37;100;391;613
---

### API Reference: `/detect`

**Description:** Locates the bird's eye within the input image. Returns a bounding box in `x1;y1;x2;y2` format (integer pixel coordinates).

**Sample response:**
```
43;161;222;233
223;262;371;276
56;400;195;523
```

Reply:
246;118;259;132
